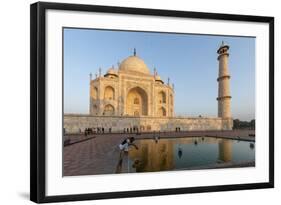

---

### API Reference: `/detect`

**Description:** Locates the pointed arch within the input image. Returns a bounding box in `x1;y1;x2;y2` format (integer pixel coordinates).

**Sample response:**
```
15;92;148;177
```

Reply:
92;87;98;100
170;94;173;105
158;91;166;103
104;86;115;100
93;104;98;115
104;104;115;116
126;87;148;116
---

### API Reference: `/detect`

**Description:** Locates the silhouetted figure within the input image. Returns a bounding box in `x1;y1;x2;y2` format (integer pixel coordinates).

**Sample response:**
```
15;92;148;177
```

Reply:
250;143;255;149
154;136;159;143
178;147;183;158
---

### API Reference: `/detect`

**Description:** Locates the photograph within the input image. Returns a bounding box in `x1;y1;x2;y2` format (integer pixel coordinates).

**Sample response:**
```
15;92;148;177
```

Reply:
29;2;274;202
63;28;256;176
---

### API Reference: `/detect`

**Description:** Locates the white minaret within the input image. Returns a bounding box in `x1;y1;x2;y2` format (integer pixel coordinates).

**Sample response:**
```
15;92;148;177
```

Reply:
217;41;231;118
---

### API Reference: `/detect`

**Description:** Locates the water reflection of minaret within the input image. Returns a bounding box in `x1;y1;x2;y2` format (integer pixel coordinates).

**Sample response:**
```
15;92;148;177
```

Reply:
218;139;233;162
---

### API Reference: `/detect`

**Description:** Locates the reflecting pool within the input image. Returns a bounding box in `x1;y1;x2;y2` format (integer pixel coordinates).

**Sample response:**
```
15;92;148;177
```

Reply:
128;137;255;173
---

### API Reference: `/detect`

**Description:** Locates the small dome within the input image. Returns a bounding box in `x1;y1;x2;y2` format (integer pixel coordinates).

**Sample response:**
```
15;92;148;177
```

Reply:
106;68;117;75
155;75;164;84
104;67;118;77
119;56;150;74
155;75;161;81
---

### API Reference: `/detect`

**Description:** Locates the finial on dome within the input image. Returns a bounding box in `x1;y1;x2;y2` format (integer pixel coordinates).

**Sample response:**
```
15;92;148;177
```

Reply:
168;77;170;85
154;67;157;77
89;73;92;81
133;48;136;56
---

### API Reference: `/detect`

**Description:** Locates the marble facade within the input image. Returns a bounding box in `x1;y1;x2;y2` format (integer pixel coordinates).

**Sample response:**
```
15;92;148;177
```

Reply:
64;44;233;134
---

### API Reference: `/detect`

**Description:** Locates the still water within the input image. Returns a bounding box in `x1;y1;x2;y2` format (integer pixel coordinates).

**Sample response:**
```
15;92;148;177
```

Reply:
128;137;255;172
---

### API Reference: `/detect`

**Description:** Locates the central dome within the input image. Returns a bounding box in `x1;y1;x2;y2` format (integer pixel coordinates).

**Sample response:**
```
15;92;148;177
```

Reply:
119;56;150;74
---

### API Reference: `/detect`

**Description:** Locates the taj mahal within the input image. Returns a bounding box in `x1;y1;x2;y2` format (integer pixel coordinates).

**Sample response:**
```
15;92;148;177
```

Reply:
90;48;174;117
64;42;233;133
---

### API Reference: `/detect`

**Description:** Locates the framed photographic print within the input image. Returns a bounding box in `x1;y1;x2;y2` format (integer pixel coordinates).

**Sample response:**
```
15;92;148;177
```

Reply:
30;1;274;203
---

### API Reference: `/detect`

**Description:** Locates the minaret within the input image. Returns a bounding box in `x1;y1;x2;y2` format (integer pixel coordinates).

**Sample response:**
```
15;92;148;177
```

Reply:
217;41;231;118
89;72;92;81
99;67;102;77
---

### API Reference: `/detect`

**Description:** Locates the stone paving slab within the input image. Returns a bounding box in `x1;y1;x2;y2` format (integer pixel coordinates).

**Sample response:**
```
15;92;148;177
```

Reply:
64;134;129;176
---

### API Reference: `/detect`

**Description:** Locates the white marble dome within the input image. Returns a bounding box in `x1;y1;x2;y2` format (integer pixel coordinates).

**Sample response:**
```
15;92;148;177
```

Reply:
119;55;150;74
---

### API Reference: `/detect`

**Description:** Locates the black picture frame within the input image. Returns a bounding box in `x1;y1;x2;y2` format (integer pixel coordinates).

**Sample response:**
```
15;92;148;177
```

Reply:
30;1;274;203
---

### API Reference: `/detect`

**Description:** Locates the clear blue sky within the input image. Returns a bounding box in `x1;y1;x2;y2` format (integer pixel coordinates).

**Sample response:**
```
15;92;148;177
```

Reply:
64;28;255;121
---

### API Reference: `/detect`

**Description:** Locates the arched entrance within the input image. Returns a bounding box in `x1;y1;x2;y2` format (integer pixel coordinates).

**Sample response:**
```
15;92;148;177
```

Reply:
126;87;148;116
104;86;115;100
158;91;166;104
103;104;115;115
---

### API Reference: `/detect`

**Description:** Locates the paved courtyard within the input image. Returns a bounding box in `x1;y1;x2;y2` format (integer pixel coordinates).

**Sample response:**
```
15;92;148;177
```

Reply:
64;134;129;176
63;130;255;176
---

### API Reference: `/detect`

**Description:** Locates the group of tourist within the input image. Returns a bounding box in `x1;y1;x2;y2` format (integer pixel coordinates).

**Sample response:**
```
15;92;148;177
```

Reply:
82;127;182;136
123;127;140;133
84;127;113;136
